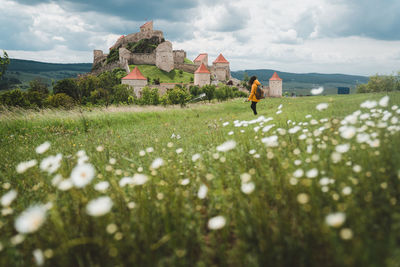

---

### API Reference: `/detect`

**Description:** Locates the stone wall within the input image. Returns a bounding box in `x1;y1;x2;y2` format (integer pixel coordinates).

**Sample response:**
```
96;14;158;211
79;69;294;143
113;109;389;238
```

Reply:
212;63;230;81
174;63;198;73
173;50;186;64
91;61;125;76
155;41;174;72
131;53;156;65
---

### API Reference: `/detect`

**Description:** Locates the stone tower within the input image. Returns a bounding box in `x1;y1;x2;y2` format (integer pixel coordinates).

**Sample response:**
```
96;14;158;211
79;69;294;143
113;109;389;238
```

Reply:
156;41;174;72
269;72;282;97
140;21;153;32
194;63;211;87
193;53;208;66
212;54;230;81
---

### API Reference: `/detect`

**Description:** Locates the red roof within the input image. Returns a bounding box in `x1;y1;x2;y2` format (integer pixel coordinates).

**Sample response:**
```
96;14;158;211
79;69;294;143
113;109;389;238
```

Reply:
195;63;210;74
213;53;229;64
122;67;147;80
140;21;152;28
194;53;207;62
269;72;282;81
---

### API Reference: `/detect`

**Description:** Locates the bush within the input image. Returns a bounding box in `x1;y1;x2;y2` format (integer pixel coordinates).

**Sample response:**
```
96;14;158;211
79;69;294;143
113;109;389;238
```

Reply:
106;48;119;64
26;91;46;108
28;79;49;95
202;85;216;102
140;87;160;105
53;78;80;102
165;86;190;107
111;84;131;104
0;89;30;107
233;90;248;98
45;93;75;109
89;88;110;106
357;73;400;93
189;85;200;97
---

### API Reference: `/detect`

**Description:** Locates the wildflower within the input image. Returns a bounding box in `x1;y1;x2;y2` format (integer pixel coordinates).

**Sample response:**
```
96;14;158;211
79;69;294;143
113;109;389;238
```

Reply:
339;126;356;139
277;128;287;135
94;181;110;192
86;196;113;217
335;144;350;153
293;169;304;178
241;182;255;194
16;159;38;174
249;149;256;155
311;87;324;95
10;234;25;246
294;160;302;166
240;173;252;183
139;150;146;156
340;228;353;240
127;202;136;209
146;147;154;153
192;153;201;162
51;174;63;186
278;104;283;109
150;158;164;170
261;135;278;147
228;131;234;135
197;184;208;199
15;204;47;234
132;173;149;185
217;140;236;152
176;148;183;154
379;95;389;107
319;177;331;186
222;122;229;126
57;179;73;191
33;249;45;266
342;186;352;195
360;100;377;109
276;110;282;115
316;103;329;111
40;154;62;174
207;216;226;230
180;178;190;185
297;193;309;204
1;190;17;207
96;146;104;152
306;168;318;178
262;124;275;133
288;126;301;134
325;212;346;228
70;163;95;188
353;165;362;173
35;142;50;154
119;177;133;187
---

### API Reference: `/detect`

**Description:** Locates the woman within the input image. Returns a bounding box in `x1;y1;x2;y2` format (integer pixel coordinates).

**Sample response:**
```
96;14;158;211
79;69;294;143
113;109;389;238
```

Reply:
248;76;261;115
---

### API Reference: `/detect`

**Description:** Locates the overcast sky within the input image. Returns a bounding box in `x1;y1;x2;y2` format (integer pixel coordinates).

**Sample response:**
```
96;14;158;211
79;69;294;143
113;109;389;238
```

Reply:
1;0;400;75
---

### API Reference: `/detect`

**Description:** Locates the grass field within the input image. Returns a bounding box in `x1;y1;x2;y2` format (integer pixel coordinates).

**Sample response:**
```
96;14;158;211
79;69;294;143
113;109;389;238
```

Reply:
0;93;400;266
129;64;194;84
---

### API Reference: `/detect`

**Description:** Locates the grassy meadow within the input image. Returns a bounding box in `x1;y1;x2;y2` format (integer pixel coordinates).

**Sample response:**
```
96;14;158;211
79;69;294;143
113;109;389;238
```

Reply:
129;64;194;84
0;92;400;266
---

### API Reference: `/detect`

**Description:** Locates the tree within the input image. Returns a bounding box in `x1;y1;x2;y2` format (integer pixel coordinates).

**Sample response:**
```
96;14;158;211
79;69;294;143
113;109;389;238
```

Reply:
0;50;10;80
53;78;81;101
29;79;49;95
202;85;216;102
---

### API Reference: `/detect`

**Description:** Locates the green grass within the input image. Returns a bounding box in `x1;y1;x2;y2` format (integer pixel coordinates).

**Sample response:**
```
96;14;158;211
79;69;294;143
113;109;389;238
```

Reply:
1;93;400;266
129;64;193;84
184;58;194;64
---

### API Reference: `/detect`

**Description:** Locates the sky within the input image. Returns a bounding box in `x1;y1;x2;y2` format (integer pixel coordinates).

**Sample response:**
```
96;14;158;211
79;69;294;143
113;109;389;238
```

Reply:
1;0;400;76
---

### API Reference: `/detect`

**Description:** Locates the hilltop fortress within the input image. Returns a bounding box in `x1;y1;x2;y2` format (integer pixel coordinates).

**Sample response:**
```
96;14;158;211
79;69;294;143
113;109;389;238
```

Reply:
92;21;282;97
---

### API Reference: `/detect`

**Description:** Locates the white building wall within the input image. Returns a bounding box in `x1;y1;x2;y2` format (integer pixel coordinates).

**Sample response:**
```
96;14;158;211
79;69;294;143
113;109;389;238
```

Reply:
269;80;282;97
122;79;148;97
194;73;210;87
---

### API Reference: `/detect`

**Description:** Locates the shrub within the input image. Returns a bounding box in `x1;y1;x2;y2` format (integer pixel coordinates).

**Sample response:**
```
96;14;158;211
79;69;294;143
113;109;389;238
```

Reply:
139;87;160;105
0;89;30;107
215;87;227;102
357;73;400;93
106;48;119;64
28;79;49;95
53;78;80;102
165;86;190;107
202;85;216;102
111;84;131;104
233;90;248;98
189;85;200;97
45;93;75;109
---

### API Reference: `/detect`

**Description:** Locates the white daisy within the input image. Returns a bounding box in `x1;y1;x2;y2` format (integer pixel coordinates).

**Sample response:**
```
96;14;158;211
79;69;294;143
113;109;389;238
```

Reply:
216;140;237;152
316;103;329;111
15;204;47;234
86;196;113;217
241;182;255;194
150;158;164;169
306;168;318;178
132;173;149;185
16;159;38;174
192;153;201;162
70;163;96;188
335;144;350;153
33;249;45;266
40;154;62;174
197;184;208;199
94;181;110;192
379;95;389;107
35;142;50;154
1;190;17;207
207;216;226;230
325;212;346;228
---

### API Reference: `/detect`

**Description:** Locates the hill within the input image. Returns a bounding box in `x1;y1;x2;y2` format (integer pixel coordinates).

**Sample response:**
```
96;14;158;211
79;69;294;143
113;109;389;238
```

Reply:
231;69;369;95
129;64;193;84
1;59;92;91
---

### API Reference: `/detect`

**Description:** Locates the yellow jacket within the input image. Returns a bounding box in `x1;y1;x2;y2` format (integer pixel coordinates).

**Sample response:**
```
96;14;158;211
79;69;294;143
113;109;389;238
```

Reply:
248;79;261;102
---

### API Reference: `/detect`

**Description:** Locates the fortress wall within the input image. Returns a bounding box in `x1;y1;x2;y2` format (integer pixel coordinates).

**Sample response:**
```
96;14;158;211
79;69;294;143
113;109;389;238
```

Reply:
131;53;156;65
173;50;186;64
91;61;124;76
174;63;198;73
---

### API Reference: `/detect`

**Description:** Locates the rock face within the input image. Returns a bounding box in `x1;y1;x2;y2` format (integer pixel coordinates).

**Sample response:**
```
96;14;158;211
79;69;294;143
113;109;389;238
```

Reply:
156;41;174;72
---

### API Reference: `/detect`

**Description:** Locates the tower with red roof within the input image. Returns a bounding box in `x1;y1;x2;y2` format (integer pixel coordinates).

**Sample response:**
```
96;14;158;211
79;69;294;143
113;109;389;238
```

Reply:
194;63;211;87
193;53;208;67
121;66;148;97
140;21;153;33
212;53;231;81
268;72;282;97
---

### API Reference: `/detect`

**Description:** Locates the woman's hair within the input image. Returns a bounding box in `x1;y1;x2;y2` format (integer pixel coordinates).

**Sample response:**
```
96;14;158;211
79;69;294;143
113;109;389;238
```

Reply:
248;76;257;86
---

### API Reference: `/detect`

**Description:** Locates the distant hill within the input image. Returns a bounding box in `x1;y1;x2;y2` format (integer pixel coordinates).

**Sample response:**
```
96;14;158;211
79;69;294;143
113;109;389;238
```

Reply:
1;59;92;91
231;69;369;95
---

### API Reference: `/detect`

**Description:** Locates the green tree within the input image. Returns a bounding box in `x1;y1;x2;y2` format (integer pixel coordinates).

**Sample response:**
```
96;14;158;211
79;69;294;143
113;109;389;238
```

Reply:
202;85;216;102
0;89;29;107
165;86;190;107
0;50;10;80
111;84;131;104
53;78;80;101
28;79;49;95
